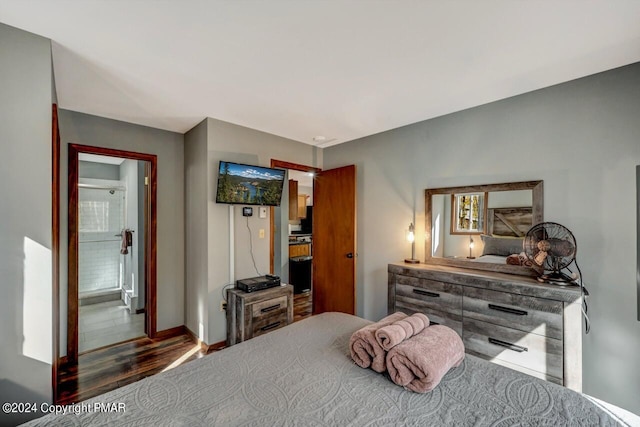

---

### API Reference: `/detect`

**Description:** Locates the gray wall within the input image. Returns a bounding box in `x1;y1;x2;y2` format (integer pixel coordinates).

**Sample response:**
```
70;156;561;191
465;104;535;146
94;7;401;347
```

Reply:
58;110;185;354
0;23;53;425
207;118;322;344
184;119;209;341
79;160;120;180
184;117;321;344
323;62;640;414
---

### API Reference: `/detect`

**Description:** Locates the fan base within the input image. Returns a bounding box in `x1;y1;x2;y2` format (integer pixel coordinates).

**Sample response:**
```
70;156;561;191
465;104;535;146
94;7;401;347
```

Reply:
538;271;578;286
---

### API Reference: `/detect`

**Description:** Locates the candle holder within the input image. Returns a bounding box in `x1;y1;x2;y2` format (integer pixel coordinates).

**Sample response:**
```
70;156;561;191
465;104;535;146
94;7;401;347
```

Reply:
467;235;476;259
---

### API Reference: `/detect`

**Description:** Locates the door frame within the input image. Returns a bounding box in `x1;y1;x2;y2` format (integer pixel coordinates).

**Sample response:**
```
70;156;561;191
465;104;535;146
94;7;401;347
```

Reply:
269;160;321;275
67;143;158;363
52;105;60;402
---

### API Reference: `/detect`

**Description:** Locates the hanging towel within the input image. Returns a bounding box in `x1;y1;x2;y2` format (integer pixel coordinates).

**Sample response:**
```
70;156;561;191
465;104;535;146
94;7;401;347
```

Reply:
120;229;130;255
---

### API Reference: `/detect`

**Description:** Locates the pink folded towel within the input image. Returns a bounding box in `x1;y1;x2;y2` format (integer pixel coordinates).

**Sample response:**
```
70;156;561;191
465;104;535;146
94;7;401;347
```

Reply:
374;312;430;351
349;312;407;372
386;325;465;393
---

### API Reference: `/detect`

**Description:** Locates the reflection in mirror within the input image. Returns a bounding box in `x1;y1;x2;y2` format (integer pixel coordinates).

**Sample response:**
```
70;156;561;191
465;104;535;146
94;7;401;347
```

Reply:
426;181;543;276
433;189;533;259
451;193;486;234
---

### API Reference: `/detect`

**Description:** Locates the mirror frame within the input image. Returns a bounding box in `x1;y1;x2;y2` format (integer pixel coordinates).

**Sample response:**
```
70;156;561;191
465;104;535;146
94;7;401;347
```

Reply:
425;180;543;277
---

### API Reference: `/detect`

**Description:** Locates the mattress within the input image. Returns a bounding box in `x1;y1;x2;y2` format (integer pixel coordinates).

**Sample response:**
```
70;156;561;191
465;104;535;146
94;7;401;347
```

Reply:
25;312;637;426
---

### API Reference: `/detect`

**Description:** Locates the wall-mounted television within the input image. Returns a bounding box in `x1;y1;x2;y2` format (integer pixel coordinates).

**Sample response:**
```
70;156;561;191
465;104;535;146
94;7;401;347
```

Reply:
215;161;286;206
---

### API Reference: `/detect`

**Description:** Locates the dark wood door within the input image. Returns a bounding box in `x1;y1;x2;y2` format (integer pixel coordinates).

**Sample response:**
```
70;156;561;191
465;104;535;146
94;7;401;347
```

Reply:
312;165;356;314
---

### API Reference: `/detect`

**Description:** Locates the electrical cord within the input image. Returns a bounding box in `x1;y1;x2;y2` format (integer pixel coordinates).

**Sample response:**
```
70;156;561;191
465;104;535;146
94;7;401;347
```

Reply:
567;261;590;334
221;283;234;302
573;260;590;334
246;216;262;276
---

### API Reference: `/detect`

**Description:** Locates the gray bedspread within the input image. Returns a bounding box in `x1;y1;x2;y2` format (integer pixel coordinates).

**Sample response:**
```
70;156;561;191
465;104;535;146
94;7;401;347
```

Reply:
25;313;637;426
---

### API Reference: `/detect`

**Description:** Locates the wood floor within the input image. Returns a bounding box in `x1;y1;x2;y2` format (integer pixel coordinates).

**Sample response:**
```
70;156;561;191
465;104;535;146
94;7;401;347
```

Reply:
57;333;221;404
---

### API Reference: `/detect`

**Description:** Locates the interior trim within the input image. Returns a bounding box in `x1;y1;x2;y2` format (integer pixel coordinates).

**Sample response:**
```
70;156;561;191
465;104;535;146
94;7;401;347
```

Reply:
184;326;226;352
154;325;187;339
270;160;321;174
57;356;69;369
52;104;60;402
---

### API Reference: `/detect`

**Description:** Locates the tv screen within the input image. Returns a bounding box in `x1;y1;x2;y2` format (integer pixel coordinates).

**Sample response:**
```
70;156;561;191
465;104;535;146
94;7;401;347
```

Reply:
215;161;286;206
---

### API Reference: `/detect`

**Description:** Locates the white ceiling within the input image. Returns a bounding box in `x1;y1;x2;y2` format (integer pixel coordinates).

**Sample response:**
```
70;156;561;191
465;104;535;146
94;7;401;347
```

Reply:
2;1;640;147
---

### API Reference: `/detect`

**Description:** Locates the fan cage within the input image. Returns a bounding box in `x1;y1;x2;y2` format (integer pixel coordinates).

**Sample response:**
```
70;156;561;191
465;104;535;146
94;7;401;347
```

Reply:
523;222;577;272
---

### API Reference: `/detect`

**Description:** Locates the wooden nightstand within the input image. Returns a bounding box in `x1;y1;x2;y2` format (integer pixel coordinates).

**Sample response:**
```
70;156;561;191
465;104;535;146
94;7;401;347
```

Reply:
226;285;294;346
293;290;313;322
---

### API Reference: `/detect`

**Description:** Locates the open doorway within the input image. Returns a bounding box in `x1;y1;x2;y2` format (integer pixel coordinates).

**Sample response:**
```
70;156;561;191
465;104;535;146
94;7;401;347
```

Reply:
287;170;313;293
76;154;146;352
67;144;157;362
270;160;319;322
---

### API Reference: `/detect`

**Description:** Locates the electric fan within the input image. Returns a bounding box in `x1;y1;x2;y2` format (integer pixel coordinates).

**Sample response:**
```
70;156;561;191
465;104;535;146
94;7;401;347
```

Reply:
523;222;577;284
523;222;591;333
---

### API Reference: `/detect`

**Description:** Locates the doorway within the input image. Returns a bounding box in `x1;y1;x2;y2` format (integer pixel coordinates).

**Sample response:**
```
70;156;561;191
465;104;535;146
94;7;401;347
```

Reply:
270;160;319;321
77;155;145;352
67;144;157;363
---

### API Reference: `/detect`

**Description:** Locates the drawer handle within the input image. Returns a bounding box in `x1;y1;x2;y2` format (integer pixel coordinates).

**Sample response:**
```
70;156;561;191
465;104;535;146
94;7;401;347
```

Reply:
488;304;528;316
488;337;528;353
261;321;281;332
413;289;440;298
261;304;281;313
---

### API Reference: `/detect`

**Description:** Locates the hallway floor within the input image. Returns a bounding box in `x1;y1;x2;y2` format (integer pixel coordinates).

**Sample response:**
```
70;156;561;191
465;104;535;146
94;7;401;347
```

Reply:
79;300;145;353
57;333;222;404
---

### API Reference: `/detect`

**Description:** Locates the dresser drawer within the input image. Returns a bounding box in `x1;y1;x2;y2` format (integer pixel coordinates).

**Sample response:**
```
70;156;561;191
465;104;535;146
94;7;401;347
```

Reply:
463;286;563;340
393;300;462;336
463;318;563;382
395;275;462;316
252;312;289;338
252;296;288;320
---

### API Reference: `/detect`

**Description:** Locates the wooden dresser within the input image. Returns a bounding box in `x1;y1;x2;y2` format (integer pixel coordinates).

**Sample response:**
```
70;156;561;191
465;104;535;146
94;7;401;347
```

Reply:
388;263;583;391
226;285;294;346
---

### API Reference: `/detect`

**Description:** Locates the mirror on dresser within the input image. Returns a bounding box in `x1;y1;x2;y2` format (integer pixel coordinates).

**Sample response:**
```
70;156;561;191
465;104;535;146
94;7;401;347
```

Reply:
425;181;543;276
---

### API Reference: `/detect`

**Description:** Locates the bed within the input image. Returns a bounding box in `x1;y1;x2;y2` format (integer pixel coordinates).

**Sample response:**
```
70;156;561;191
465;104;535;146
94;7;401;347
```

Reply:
471;207;533;265
26;313;638;426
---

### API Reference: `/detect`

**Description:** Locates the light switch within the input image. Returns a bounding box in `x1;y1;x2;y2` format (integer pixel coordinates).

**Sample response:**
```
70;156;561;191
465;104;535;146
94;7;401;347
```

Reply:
259;207;267;218
259;229;265;239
